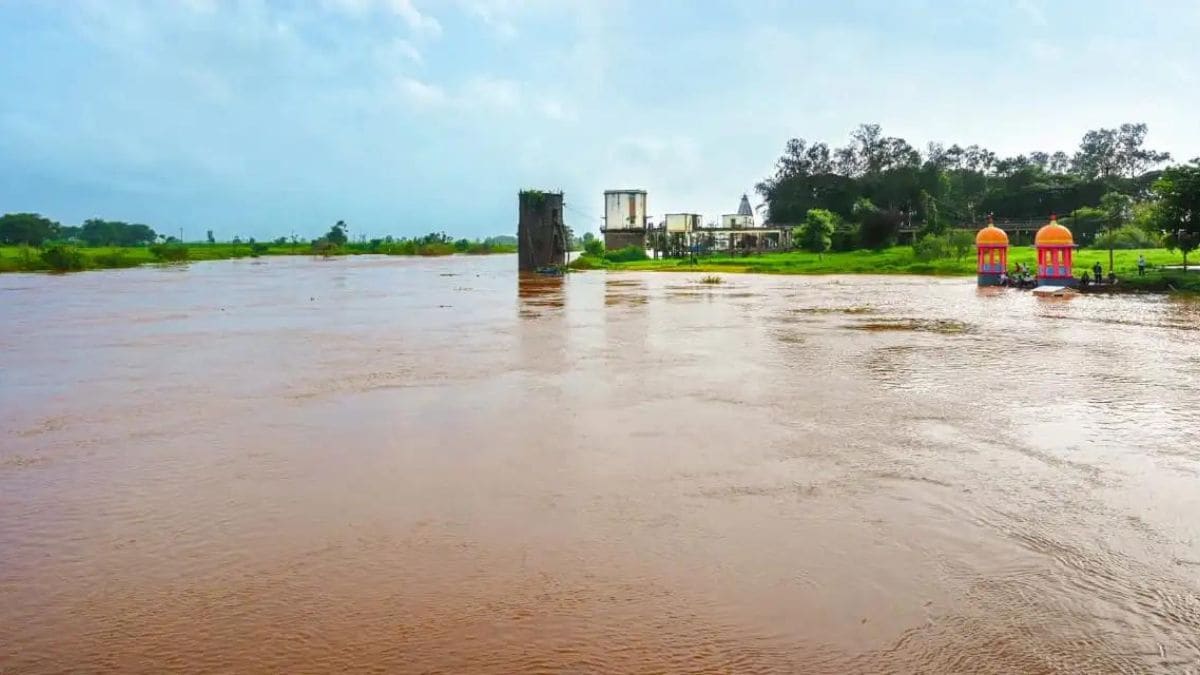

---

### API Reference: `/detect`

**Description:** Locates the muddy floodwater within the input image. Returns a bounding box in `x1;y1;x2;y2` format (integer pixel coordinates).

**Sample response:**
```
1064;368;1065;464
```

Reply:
2;254;1200;673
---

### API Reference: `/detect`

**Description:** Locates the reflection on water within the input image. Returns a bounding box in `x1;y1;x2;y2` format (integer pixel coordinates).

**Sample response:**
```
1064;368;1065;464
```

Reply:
2;256;1199;673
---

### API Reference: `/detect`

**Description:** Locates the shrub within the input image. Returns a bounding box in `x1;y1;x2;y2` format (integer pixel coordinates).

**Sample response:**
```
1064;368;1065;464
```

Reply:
583;238;605;256
91;251;139;268
799;209;837;254
40;244;87;271
311;239;339;257
602;245;648;263
947;230;975;260
830;226;860;252
1093;225;1161;250
149;243;190;261
913;234;950;261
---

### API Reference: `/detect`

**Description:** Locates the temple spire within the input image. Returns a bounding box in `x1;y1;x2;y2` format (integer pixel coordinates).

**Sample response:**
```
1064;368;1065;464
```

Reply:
737;194;753;217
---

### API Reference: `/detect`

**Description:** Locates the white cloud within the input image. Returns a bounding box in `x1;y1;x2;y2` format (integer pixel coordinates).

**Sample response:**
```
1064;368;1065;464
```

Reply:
1014;0;1047;27
388;0;442;38
376;38;423;66
539;100;574;121
395;76;446;106
462;0;519;40
461;76;521;111
323;0;442;38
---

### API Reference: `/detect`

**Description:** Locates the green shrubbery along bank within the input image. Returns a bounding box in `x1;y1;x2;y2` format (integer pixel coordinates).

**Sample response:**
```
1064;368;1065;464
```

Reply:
0;215;519;273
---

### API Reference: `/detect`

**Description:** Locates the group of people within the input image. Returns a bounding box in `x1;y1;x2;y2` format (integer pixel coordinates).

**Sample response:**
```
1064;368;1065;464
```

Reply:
999;254;1147;289
1081;261;1117;288
999;263;1036;288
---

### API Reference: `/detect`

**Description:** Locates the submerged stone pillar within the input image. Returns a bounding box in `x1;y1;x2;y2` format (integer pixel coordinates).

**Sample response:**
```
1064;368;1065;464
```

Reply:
517;190;567;271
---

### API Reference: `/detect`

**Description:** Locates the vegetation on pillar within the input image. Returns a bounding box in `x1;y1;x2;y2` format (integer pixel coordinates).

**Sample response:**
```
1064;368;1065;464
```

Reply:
520;189;547;208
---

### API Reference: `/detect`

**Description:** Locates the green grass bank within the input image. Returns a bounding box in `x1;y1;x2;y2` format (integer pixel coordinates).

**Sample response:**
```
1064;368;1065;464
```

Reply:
0;241;517;274
570;246;1200;294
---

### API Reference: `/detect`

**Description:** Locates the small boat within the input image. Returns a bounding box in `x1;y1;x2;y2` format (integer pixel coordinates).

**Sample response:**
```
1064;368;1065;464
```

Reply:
1031;285;1078;297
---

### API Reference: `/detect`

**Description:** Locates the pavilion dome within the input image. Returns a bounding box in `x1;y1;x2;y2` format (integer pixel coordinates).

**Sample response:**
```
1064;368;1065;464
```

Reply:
975;223;1009;246
1035;215;1074;246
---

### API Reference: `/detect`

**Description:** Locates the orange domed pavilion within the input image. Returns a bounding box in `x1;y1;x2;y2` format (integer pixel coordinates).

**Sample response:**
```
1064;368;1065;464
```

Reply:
1035;214;1075;286
975;215;1009;286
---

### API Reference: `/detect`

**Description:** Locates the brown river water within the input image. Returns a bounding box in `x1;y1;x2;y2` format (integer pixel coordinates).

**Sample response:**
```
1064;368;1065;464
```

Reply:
2;254;1200;674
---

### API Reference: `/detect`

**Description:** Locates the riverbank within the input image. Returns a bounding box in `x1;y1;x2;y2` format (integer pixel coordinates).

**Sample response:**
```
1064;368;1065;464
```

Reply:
0;242;517;273
570;246;1200;293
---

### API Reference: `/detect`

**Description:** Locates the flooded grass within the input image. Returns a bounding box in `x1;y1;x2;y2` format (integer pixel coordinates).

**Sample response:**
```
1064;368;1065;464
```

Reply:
851;318;974;333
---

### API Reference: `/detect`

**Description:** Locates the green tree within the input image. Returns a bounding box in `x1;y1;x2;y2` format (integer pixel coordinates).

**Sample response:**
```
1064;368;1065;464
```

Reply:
853;198;901;250
798;209;837;256
917;189;943;236
1153;163;1200;270
78;219;157;246
1099;191;1134;271
0;213;59;245
913;234;949;261
948;229;975;260
325;221;349;246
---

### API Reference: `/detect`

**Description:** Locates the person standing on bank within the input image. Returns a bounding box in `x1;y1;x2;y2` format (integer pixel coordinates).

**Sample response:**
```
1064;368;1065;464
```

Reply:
1138;254;1146;276
1093;261;1103;285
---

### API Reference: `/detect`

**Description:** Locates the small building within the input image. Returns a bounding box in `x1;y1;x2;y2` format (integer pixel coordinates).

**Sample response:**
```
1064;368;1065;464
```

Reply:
720;194;755;229
665;213;701;233
603;189;648;250
975;215;1009;286
1035;214;1076;287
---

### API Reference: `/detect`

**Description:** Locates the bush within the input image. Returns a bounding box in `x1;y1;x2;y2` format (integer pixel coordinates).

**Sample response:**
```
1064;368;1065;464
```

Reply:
40;244;87;271
91;251;139;268
830;226;860;252
799;209;837;254
149;243;190;261
947;230;975;260
583;238;605;256
311;239;339;257
602;245;648;263
913;234;950;261
1093;225;1161;250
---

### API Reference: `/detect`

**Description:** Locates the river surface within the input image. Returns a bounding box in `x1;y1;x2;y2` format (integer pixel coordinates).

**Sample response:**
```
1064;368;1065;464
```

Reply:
2;254;1199;674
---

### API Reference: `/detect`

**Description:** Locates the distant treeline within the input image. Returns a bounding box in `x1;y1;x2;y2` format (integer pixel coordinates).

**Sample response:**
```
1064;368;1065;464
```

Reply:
0;215;158;246
0;213;517;252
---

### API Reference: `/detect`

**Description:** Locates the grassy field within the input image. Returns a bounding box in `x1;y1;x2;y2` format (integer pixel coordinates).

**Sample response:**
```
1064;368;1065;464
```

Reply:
0;242;516;273
570;246;1200;293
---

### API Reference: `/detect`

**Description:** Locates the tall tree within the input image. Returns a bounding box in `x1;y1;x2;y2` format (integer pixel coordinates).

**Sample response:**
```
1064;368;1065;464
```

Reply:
1115;123;1171;178
1072;127;1121;179
1153;163;1200;270
1099;191;1133;272
326;221;348;245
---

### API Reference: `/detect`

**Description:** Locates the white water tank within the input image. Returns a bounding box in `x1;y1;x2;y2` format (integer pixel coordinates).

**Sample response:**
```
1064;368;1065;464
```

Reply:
604;190;647;231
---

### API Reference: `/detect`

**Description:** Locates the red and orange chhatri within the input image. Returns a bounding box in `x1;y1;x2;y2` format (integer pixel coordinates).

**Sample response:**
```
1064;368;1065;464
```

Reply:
975;214;1009;286
1034;214;1076;287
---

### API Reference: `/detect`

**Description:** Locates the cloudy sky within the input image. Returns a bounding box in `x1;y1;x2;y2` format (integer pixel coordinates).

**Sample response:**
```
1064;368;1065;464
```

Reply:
1;0;1198;240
